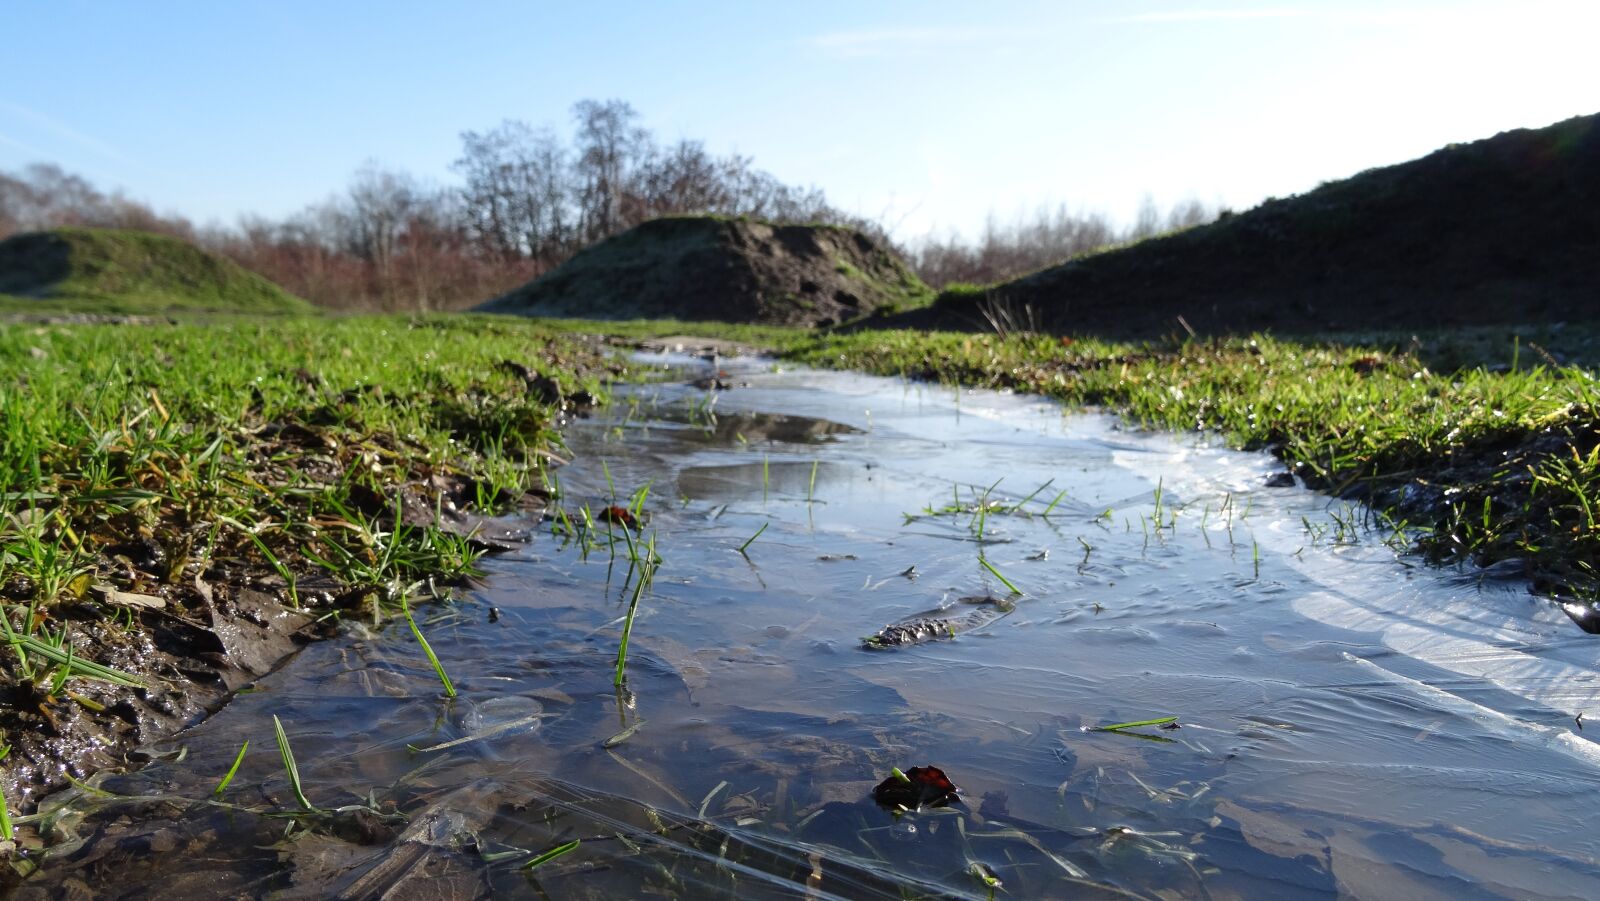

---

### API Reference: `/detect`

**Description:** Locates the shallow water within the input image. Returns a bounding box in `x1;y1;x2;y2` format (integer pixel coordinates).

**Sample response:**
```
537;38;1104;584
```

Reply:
20;353;1600;899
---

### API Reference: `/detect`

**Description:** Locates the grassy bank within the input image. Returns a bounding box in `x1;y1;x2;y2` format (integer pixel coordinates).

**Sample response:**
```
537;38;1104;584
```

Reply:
491;315;1600;603
779;328;1600;603
0;314;616;802
0;228;313;315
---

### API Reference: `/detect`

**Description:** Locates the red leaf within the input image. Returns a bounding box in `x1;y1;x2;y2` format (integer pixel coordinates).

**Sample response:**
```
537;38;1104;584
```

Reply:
872;765;961;809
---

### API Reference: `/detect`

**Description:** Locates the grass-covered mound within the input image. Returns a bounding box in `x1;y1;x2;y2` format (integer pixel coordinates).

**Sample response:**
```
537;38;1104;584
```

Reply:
0;227;312;315
477;216;932;327
889;112;1600;337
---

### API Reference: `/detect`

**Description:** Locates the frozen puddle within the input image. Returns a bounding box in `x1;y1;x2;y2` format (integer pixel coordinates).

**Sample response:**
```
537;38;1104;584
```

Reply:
20;354;1600;900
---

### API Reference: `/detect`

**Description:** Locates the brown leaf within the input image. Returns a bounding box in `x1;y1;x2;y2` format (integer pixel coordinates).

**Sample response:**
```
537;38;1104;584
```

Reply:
93;584;166;610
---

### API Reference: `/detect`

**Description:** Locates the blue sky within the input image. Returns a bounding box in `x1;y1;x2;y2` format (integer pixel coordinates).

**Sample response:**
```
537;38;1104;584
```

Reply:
3;0;1595;241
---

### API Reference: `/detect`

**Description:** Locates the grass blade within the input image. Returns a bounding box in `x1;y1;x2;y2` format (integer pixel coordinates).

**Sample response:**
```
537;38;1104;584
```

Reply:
979;555;1022;595
1007;478;1054;514
212;739;249;797
408;711;546;753
272;714;315;811
402;596;457;698
1090;715;1178;732
1040;489;1070;517
521;838;581;870
737;521;768;553
1;622;144;688
613;575;647;687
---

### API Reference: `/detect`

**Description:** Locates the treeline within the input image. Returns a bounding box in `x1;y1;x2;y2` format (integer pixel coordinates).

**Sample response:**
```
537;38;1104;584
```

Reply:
1;163;195;240
908;197;1218;288
1;99;1219;308
1;100;858;310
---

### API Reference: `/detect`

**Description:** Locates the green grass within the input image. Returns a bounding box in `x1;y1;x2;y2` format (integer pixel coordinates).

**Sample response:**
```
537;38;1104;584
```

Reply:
402;595;456;698
272;714;314;811
979;555;1022;596
522;838;582;870
737;521;768;554
212;739;250;797
613;531;661;687
0;227;312;315
1090;716;1179;732
0;314;611;708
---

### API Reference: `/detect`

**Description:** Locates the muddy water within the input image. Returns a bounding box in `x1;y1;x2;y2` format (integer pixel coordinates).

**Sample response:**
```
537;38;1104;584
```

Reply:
19;354;1600;899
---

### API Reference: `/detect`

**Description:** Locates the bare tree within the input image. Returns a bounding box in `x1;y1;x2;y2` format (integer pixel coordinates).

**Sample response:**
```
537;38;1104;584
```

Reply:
453;120;573;265
0;163;192;240
571;99;648;242
1130;194;1162;241
1165;196;1212;231
633;139;734;219
906;198;1214;289
341;163;422;302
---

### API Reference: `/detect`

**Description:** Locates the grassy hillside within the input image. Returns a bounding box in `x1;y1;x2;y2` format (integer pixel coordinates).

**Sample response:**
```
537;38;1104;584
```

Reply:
0;227;312;315
886;112;1600;338
478;215;932;327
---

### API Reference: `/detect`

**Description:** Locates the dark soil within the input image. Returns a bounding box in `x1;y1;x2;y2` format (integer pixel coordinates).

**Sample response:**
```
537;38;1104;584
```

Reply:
0;585;312;811
0;475;546;833
476;216;932;327
879;112;1600;338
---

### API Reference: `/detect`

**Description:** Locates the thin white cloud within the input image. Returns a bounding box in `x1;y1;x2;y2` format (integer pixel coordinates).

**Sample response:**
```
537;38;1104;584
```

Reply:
0;130;51;157
1102;8;1312;24
0;99;129;164
806;26;1025;56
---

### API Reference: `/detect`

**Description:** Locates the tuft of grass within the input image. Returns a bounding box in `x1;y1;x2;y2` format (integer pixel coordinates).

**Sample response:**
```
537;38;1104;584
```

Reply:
1;615;144;688
0;314;611;773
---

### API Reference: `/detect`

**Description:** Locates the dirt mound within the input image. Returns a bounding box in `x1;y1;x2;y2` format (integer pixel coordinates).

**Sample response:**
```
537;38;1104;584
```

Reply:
884;113;1600;338
476;216;932;326
0;227;311;315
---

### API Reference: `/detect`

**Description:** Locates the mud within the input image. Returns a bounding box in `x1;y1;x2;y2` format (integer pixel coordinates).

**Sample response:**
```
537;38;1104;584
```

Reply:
864;595;1015;648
